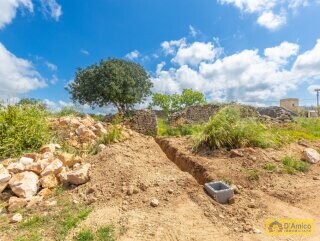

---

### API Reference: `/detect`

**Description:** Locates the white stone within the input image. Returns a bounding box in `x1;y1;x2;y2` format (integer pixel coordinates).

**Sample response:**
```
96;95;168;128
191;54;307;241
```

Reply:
41;159;63;176
9;171;39;198
10;213;23;223
304;148;320;164
150;198;159;207
65;163;91;185
19;157;34;166
7;162;25;173
98;144;107;152
0;164;11;183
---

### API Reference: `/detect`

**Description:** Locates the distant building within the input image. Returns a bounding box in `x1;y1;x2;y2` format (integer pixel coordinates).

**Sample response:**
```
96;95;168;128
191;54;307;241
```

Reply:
280;98;299;113
308;110;319;118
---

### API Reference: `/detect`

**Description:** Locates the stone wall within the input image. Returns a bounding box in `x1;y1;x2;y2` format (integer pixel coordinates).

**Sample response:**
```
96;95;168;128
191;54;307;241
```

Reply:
168;104;224;125
168;104;294;125
125;109;158;136
105;109;158;136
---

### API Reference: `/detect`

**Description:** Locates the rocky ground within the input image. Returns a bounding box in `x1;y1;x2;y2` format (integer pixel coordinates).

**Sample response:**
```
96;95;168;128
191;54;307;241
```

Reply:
1;120;320;240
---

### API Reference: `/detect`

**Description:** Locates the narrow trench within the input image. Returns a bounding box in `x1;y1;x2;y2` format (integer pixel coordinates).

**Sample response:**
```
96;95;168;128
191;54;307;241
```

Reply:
154;137;213;185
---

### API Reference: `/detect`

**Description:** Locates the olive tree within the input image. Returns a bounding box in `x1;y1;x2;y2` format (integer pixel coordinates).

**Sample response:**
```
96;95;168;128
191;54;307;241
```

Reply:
67;58;153;114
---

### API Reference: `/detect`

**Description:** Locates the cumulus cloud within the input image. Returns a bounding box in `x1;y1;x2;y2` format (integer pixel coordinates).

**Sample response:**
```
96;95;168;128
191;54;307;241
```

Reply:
264;41;299;64
125;50;140;60
257;11;286;30
0;42;46;97
0;0;33;29
151;38;320;104
161;38;186;55
40;0;62;21
172;41;218;66
218;0;317;30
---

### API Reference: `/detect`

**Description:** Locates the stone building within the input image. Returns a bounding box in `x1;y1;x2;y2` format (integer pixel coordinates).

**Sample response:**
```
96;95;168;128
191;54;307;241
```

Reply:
280;98;299;113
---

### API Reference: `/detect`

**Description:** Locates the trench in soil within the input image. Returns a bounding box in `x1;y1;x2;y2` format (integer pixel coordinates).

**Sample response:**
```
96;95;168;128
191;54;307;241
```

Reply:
155;137;213;185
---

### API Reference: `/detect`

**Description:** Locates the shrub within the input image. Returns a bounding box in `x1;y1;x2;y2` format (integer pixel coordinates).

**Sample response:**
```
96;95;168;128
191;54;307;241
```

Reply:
194;106;270;150
0;104;51;159
75;229;94;241
56;106;83;117
247;169;260;180
157;118;203;137
281;156;309;174
263;163;276;172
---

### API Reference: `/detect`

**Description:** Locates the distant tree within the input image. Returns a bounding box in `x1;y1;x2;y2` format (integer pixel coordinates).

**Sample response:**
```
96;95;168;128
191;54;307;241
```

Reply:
179;89;206;108
17;98;46;109
150;89;206;115
67;58;153;114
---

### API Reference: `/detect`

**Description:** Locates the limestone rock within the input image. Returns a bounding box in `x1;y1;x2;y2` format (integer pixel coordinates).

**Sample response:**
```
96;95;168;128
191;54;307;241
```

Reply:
150;198;159;207
65;163;91;185
26;196;43;209
9;171;39;198
0;164;11;183
57;152;82;167
7;162;25;174
25;159;50;175
38;188;53;199
39;143;59;154
8;197;27;212
97;144;106;152
40;174;58;188
10;213;22;223
19;157;34;166
304;148;320;164
41;159;63;176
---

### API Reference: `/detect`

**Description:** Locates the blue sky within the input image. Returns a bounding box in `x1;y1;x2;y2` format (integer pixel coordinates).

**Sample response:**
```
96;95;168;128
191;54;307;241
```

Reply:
1;0;320;111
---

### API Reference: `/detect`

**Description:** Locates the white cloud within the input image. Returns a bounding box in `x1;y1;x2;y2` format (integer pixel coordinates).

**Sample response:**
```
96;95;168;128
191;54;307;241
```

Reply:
151;39;320;104
292;39;320;79
189;25;198;37
257;11;286;30
161;38;186;55
45;61;57;71
264;41;299;64
80;48;90;55
218;0;317;30
40;0;62;21
0;0;33;29
125;50;140;60
172;41;218;66
0;42;46;97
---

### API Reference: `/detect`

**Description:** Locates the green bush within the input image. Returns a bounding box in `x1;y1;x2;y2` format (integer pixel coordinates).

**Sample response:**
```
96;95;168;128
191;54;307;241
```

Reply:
157;118;203;137
0;104;51;159
56;106;83;117
281;156;309;174
194;106;270;150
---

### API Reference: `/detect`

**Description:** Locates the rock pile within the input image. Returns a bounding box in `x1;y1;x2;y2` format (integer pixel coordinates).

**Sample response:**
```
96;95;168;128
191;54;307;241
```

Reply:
50;115;108;149
256;106;294;122
0;143;91;213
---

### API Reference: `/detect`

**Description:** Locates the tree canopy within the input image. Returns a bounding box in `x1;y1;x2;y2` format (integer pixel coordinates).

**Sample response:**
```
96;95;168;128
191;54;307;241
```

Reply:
150;89;206;115
67;58;153;114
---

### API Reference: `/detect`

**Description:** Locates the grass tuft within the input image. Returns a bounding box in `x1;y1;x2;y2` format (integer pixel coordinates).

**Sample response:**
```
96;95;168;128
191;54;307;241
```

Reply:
0;104;51;159
281;156;309;174
194;105;271;150
75;229;94;241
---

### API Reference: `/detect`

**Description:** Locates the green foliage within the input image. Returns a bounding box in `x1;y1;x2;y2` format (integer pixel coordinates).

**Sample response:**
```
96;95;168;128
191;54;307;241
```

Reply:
56;106;83;117
157;118;203;136
247;169;260;180
194;106;270;150
56;205;92;240
19;215;47;229
263;163;276;172
96;226;115;241
281;156;309;174
150;89;206;115
68;58;152;114
74;226;115;241
75;229;94;241
0;104;51;159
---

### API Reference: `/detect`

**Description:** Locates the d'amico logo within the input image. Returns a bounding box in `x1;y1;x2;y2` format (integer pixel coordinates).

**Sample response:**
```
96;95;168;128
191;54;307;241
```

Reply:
266;219;314;236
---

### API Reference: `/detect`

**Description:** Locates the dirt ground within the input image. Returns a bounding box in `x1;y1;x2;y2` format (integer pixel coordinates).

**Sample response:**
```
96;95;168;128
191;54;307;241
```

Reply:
67;133;320;240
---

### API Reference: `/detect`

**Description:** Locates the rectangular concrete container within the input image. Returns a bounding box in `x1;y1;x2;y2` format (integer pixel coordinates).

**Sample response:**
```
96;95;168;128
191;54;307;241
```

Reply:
204;181;234;204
